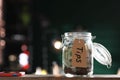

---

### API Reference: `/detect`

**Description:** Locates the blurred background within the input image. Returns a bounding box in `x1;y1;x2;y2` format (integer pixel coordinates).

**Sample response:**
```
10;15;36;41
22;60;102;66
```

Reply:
0;0;120;74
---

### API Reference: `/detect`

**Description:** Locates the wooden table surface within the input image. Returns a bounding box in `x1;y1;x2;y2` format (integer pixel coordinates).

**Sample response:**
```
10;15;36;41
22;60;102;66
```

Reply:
0;74;120;80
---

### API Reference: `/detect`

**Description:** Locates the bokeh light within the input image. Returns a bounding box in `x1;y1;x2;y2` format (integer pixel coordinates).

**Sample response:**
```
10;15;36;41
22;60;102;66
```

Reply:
0;39;6;46
8;54;17;62
53;41;62;50
19;53;29;66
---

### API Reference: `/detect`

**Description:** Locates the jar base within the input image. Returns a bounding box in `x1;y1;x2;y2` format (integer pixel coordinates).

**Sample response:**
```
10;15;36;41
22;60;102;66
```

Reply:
65;73;93;77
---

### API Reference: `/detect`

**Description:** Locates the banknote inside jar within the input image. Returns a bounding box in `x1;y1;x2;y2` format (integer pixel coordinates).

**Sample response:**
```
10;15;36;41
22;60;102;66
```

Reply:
63;43;92;75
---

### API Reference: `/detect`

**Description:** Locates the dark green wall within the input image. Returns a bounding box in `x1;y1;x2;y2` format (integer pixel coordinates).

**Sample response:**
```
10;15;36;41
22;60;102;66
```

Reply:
33;0;120;74
91;24;120;74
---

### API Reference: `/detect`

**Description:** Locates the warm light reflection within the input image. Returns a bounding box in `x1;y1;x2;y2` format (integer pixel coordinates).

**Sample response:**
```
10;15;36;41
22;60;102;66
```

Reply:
0;28;5;37
0;39;6;46
0;0;4;65
8;54;17;62
35;67;48;75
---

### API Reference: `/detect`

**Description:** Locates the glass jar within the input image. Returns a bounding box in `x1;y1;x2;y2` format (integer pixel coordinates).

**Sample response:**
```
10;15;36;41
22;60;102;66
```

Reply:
62;32;93;76
62;32;112;76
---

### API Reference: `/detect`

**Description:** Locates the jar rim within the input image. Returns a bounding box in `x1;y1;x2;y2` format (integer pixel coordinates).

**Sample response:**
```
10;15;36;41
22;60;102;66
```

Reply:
64;32;92;37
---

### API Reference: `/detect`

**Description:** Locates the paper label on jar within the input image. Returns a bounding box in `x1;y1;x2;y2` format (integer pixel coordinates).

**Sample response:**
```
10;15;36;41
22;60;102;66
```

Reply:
72;39;87;67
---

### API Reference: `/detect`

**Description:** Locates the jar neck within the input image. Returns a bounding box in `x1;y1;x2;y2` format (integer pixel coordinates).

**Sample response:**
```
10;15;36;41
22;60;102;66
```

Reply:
64;32;92;37
62;32;93;47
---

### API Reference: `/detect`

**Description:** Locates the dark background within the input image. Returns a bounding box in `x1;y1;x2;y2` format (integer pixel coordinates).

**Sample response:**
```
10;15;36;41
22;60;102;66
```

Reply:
3;0;120;74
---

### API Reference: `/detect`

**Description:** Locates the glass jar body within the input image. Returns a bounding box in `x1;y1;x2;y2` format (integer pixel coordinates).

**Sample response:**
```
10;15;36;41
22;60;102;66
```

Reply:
62;32;93;76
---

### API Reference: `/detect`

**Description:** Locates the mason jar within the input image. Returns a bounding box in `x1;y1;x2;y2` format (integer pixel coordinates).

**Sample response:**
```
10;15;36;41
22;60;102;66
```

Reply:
62;32;93;76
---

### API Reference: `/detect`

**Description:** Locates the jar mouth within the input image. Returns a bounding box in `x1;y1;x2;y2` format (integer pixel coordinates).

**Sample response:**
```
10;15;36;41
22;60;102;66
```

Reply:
64;32;92;37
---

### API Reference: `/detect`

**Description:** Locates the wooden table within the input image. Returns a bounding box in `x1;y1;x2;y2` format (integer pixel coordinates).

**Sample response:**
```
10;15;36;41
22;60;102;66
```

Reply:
0;74;120;80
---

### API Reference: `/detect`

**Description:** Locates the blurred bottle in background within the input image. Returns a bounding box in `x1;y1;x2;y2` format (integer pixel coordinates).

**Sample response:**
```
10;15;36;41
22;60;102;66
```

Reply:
19;44;30;73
